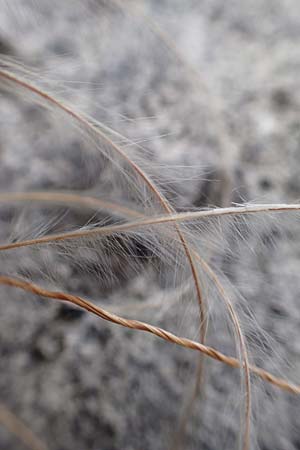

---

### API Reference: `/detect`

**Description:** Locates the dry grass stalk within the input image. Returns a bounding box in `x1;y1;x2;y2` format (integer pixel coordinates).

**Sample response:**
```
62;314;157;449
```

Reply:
0;403;47;450
0;274;299;396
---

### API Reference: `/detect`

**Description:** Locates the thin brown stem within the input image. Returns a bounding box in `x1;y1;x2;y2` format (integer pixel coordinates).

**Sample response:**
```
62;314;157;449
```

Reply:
0;403;47;450
194;255;251;450
0;203;299;252
0;191;139;218
0;274;299;396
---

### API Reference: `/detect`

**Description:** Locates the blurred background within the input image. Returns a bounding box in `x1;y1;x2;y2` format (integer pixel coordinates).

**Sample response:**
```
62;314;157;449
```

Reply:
0;1;300;449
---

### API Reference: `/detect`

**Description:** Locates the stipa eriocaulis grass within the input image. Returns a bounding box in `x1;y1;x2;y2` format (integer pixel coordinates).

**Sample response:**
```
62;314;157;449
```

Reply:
0;63;300;450
0;62;211;449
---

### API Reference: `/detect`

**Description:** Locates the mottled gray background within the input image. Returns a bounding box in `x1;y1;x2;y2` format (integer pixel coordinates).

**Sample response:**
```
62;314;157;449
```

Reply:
0;1;300;449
